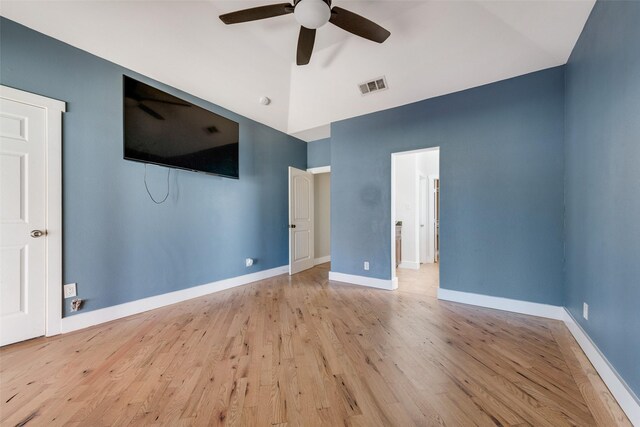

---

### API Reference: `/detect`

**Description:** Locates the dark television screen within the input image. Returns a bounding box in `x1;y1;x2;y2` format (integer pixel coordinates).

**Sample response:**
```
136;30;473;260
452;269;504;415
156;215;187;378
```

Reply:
123;76;239;178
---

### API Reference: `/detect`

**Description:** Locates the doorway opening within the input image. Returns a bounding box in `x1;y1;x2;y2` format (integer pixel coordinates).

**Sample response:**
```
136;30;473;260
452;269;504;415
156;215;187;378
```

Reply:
391;147;440;295
288;166;331;275
312;169;331;268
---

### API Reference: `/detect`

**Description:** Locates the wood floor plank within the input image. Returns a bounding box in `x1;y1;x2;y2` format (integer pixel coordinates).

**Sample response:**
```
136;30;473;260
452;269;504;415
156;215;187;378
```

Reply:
0;263;631;426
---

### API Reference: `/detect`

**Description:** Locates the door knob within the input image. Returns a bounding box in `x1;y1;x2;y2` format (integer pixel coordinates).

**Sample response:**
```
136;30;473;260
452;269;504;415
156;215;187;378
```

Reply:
30;230;46;238
289;224;296;228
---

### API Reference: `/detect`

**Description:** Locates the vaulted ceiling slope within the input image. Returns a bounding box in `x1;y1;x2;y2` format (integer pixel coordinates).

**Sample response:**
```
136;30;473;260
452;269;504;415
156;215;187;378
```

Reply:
1;0;594;139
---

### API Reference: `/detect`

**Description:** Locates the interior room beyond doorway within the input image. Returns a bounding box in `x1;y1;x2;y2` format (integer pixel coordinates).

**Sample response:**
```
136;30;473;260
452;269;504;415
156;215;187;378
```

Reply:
392;147;440;294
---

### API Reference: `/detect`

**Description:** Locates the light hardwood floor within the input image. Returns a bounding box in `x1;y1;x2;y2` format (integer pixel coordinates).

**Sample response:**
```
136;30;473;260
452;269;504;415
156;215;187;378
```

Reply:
0;263;631;426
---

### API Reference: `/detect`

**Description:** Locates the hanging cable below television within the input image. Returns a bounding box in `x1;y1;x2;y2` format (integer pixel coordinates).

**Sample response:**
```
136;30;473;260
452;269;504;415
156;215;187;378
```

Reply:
144;164;170;204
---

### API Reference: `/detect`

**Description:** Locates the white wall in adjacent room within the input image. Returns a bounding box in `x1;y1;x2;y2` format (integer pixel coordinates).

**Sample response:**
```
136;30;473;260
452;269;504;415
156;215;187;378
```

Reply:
418;150;439;178
314;173;331;261
394;154;419;268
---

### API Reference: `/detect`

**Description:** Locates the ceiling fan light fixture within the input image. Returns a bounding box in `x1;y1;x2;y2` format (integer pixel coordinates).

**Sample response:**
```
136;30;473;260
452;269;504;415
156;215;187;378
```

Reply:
219;1;390;66
294;0;331;29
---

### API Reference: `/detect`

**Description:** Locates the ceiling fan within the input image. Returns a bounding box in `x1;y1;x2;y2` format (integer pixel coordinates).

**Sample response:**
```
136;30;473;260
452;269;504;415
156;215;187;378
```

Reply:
219;0;390;65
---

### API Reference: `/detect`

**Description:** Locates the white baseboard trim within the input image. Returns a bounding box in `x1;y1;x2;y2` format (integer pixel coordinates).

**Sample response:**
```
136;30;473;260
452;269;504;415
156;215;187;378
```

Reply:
60;265;288;334
437;288;565;320
563;309;640;425
314;255;331;265
328;271;398;290
398;261;420;270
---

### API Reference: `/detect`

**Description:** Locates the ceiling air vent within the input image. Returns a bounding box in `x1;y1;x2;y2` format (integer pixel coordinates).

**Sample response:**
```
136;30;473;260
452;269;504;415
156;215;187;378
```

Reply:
358;76;388;96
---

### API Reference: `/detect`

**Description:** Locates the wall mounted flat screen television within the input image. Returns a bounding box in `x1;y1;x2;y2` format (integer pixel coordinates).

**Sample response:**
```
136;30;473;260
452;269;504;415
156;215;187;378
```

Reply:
123;75;239;179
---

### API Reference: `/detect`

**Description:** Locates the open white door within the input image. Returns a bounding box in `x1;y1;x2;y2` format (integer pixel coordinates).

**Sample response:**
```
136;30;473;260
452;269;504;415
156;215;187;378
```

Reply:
288;167;314;275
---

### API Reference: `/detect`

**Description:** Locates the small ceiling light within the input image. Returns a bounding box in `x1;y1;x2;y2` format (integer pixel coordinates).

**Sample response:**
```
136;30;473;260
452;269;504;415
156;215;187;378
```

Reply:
294;0;331;29
259;96;271;105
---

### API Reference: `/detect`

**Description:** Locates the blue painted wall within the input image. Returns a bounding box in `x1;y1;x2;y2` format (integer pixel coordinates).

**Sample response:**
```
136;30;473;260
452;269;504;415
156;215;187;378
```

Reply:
0;18;306;316
307;138;331;168
2;6;638;401
331;67;566;305
564;1;640;397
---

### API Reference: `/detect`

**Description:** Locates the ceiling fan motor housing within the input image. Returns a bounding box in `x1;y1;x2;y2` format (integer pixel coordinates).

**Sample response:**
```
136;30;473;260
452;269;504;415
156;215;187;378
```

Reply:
294;0;332;29
293;0;331;6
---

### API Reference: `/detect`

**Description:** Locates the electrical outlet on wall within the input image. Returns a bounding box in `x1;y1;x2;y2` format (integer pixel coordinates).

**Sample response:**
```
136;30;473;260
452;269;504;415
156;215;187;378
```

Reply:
583;302;589;320
64;283;77;299
364;261;370;271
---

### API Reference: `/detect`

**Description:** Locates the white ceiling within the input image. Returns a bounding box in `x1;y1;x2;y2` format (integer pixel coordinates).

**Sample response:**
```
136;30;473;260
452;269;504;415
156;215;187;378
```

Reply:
1;0;594;140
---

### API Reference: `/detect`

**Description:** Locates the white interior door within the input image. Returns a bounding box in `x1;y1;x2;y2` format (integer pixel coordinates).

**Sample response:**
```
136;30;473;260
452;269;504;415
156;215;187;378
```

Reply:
288;167;314;275
0;96;48;346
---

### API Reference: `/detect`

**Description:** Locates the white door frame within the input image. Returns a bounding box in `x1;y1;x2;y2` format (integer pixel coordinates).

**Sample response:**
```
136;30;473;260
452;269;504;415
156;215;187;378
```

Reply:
428;174;440;263
1;85;65;337
307;166;330;174
391;146;440;280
